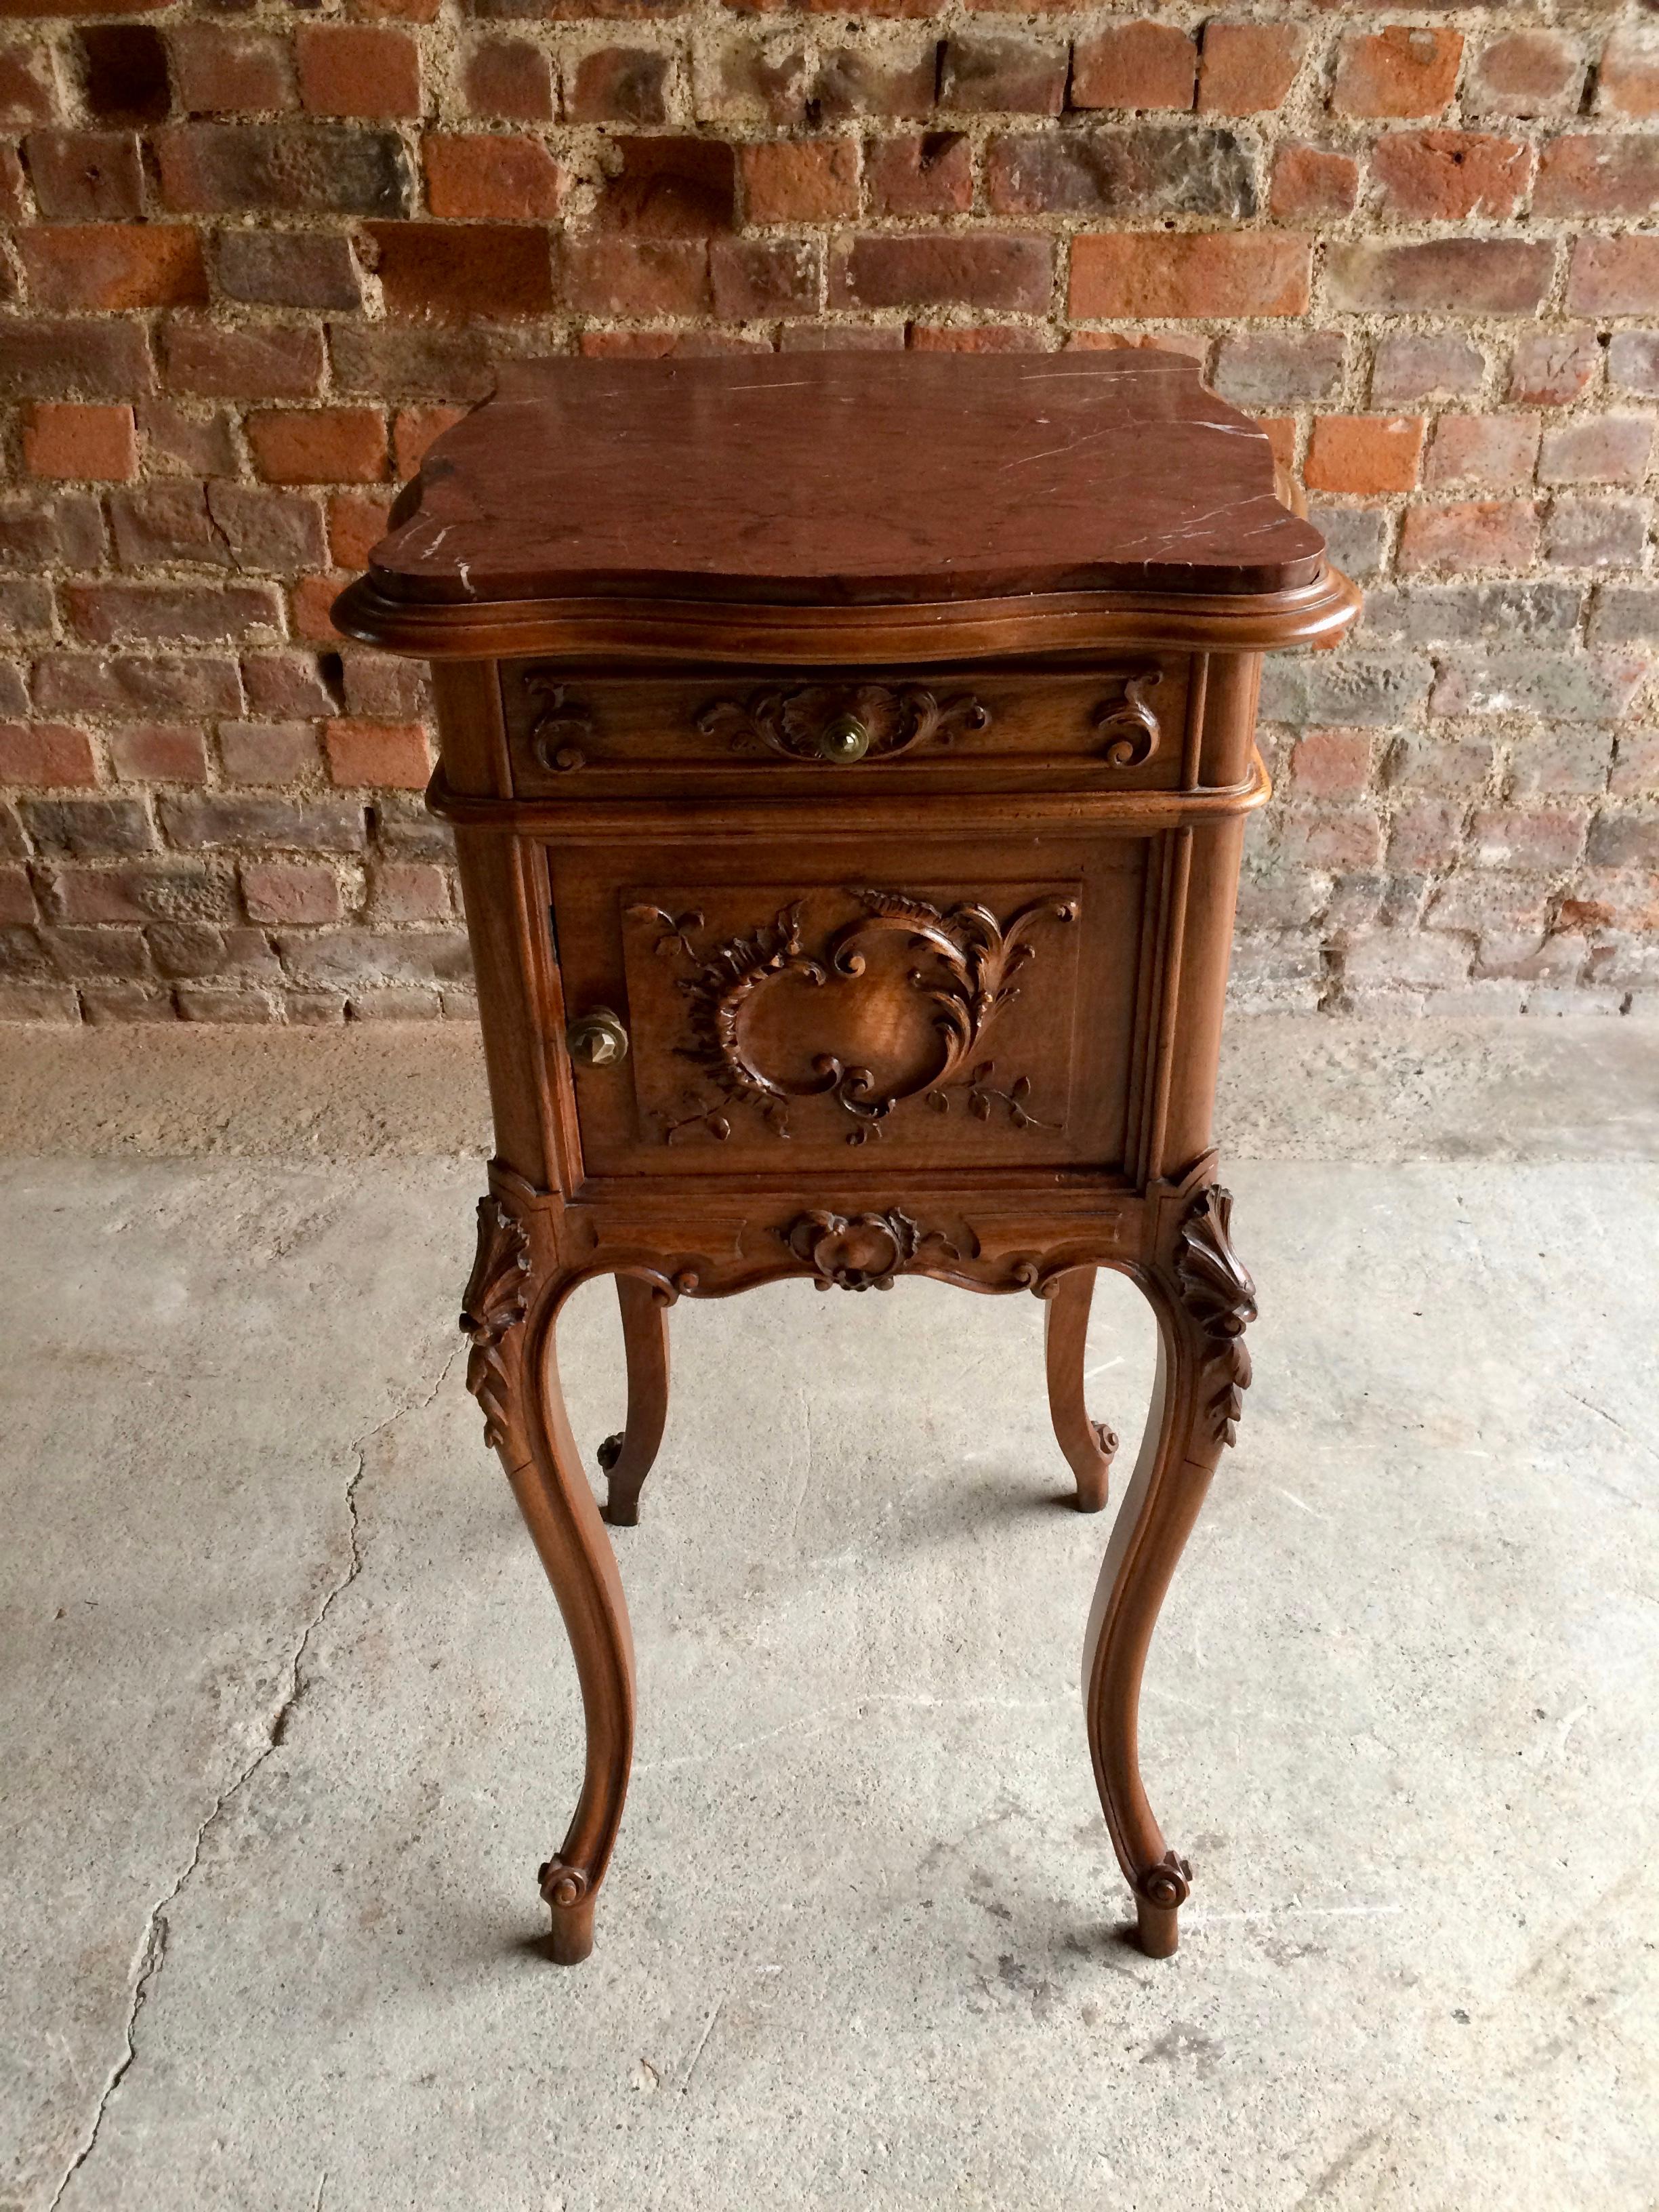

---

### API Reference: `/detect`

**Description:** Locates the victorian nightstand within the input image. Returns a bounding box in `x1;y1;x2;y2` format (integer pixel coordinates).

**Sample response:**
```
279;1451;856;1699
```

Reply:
335;352;1359;1966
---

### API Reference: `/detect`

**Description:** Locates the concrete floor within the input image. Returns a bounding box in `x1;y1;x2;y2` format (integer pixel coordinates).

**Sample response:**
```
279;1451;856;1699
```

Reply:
1;1020;1656;2210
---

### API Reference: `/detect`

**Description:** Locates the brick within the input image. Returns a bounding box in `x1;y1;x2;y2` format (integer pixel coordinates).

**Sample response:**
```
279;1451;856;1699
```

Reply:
1304;416;1425;497
1268;142;1357;222
1466;808;1586;872
35;653;242;719
0;724;97;787
1396;502;1541;576
597;135;736;234
20;797;157;859
138;398;238;480
108;480;226;569
909;325;1047;356
809;41;935;123
556;233;710;314
1589;587;1659;647
289;575;352;645
1327;241;1552;316
0;143;23;226
23;401;136;481
0;583;54;634
327;324;499;402
1364;584;1582;651
326;490;392;570
214;485;330;576
1607;333;1659;399
1568;237;1659;317
939;37;1067;117
1544;499;1650;571
64;582;283;649
161;321;326;401
1538;419;1654;490
830;234;1052;315
107;724;209;784
242;653;341;720
218;721;321;783
1070;232;1308;320
146;922;281;983
323;718;431;788
1070;22;1197;114
173;985;284;1024
1467;31;1584;121
78;24;169;127
1383;732;1494;792
392;405;466;476
423;135;565;220
276;928;471;991
154;125;413;218
1599;28;1659;120
295;26;421;119
1535;136;1659;220
170;28;296;114
0;319;150;401
1371;332;1485;405
367;861;451;923
985;126;1253;220
1425;415;1540;493
1369;132;1530;221
462;37;556;122
24;129;144;220
1506;726;1616;800
214;230;363;310
1586;812;1659;868
1431;651;1647;723
865;133;972;218
1610;726;1659;798
0;42;54;127
691;33;811;127
1386;803;1465;873
0;668;25;718
160;795;365;854
567;48;671;125
779;326;905;355
1257;651;1431;728
19;226;209;311
1332;28;1462;119
247;408;388;485
1290;727;1372;802
0;491;103;572
241;861;342;926
1509;329;1599;407
340;653;427;720
740;138;858;222
1197;22;1305;117
0;866;35;926
710;237;819;319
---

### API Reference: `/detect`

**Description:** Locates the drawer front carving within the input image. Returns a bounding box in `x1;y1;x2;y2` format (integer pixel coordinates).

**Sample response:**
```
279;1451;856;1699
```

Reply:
545;834;1149;1179
504;661;1189;792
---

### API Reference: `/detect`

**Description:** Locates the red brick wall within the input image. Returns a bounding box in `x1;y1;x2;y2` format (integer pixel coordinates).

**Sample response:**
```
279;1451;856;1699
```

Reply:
1;3;1657;1022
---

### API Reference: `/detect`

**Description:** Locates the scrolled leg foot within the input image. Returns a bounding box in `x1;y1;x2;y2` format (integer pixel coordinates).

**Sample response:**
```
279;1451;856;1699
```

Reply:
1044;1269;1118;1513
1133;1851;1191;1959
599;1275;671;1528
539;1860;597;1965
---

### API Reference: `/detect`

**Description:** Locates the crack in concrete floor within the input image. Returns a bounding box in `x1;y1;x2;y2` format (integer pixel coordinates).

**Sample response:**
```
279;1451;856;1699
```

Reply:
45;1338;464;2212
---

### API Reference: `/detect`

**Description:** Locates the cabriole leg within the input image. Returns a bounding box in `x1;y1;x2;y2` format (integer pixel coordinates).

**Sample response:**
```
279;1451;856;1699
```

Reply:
1083;1187;1254;1958
462;1197;636;1965
1043;1267;1119;1513
599;1273;672;1528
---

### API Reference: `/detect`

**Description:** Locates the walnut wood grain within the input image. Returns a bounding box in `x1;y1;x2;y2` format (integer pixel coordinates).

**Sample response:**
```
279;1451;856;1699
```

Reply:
342;352;1360;1967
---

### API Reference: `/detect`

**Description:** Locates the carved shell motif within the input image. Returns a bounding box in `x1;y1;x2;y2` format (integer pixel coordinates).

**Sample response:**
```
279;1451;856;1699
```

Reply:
783;1209;964;1291
1174;1185;1256;1448
697;682;990;763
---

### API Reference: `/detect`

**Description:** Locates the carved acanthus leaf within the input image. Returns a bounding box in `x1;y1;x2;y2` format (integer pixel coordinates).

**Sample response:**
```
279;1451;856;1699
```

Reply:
459;1196;531;1453
1174;1185;1256;1448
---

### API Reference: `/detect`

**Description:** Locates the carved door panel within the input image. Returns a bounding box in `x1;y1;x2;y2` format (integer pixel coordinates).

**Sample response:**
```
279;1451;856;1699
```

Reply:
544;833;1150;1180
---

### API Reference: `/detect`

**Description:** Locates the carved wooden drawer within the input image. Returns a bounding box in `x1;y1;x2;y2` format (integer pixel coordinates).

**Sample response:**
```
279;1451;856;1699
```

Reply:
502;660;1192;794
545;831;1153;1182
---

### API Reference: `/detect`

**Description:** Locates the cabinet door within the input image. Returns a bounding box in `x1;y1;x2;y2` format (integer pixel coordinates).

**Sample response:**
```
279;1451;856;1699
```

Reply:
545;831;1151;1181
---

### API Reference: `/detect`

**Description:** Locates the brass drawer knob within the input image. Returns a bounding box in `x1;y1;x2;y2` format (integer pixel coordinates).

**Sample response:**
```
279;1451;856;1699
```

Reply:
817;712;871;763
567;1007;630;1067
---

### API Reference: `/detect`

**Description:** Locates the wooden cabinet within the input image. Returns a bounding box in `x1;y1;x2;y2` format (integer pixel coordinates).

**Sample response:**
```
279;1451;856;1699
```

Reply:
337;350;1359;1974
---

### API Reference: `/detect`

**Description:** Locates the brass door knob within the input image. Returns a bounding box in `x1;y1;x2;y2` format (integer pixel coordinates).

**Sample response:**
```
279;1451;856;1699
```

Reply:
566;1007;629;1067
817;712;871;763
